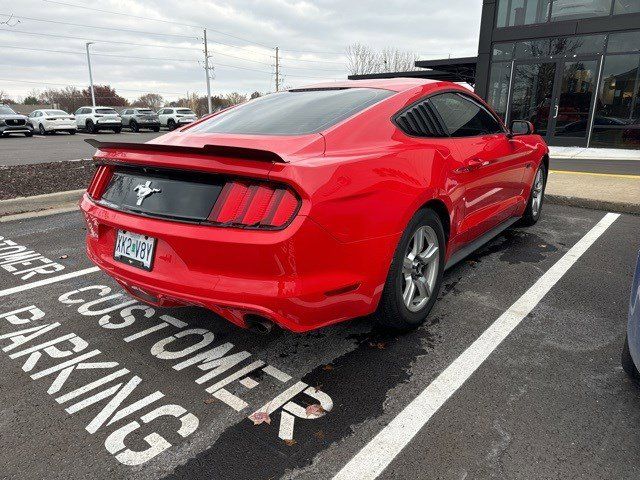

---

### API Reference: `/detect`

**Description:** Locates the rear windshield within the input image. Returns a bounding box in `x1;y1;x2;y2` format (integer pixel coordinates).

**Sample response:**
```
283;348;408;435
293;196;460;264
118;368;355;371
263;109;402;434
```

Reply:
137;109;154;114
45;110;68;116
96;108;118;114
190;88;394;136
177;109;195;115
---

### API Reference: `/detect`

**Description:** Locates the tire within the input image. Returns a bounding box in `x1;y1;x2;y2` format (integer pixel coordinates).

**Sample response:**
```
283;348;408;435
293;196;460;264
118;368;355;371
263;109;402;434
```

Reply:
622;334;640;381
130;121;139;133
167;119;176;131
519;161;546;227
375;208;446;331
113;127;122;134
25;131;33;137
152;127;160;132
38;124;46;135
86;120;96;134
68;130;76;135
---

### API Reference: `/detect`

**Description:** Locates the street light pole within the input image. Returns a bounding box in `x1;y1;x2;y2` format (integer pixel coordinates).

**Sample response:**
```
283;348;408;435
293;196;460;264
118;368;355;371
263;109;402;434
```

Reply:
85;42;96;107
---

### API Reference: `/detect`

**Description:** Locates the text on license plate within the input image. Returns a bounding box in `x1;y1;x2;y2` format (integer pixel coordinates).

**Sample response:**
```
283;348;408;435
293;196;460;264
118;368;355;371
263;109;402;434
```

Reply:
114;230;156;270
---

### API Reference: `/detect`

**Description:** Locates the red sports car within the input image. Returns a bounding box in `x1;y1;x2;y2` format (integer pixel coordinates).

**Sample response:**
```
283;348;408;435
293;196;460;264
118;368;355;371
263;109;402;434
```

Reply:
80;79;548;333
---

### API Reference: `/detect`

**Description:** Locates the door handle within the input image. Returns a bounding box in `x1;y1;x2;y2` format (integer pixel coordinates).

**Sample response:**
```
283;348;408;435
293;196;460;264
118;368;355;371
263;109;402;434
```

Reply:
553;104;559;119
467;158;491;170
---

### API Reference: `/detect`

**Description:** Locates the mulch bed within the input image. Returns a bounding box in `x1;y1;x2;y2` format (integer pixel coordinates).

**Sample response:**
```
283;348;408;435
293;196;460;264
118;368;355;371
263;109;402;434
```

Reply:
0;160;96;200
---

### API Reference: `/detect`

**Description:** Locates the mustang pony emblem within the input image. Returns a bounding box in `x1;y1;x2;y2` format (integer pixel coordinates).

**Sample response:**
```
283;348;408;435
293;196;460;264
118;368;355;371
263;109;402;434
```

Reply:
133;181;161;206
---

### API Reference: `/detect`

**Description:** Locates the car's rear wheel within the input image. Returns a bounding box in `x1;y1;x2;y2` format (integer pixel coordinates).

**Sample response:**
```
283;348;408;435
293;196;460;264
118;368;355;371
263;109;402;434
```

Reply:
86;120;96;134
113;127;122;134
130;121;139;132
68;130;76;135
25;131;33;137
622;334;640;380
519;162;546;227
152;127;160;132
375;208;445;331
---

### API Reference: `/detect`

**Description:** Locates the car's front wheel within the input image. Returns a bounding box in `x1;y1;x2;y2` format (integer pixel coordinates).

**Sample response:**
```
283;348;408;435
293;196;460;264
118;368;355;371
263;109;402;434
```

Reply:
86;120;96;133
38;124;46;135
375;208;445;331
130;121;139;132
167;119;176;130
519;162;546;227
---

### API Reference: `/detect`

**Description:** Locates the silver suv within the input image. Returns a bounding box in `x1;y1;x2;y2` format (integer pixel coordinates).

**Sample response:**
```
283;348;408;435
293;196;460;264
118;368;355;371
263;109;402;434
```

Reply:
121;108;160;132
0;105;32;137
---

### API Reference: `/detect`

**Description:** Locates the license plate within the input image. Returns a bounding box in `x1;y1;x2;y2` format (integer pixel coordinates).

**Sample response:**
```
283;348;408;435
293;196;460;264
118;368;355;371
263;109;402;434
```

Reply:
114;230;156;270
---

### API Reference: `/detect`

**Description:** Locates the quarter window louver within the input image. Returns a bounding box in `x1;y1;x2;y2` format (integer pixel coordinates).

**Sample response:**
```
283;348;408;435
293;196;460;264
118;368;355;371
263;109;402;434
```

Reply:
395;101;446;137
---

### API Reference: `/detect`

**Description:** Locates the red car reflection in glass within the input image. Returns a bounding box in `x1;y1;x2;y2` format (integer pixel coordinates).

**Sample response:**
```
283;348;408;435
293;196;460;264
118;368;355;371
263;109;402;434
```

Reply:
80;79;549;332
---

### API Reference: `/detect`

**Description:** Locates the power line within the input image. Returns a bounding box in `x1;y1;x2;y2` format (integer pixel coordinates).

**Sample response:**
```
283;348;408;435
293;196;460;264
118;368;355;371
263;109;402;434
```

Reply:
42;0;274;48
0;13;199;40
0;44;201;63
0;27;202;52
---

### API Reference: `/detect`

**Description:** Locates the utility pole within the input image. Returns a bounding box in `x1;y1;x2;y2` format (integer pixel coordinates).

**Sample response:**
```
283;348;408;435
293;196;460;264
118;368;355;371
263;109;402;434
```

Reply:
203;29;212;114
85;42;96;107
275;46;279;92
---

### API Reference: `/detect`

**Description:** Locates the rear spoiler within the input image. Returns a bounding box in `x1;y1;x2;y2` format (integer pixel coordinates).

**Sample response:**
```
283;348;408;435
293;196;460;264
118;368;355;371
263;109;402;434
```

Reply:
84;139;287;163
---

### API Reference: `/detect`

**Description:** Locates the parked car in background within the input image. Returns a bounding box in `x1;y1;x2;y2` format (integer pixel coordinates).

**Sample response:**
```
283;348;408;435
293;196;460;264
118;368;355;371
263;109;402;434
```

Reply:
120;108;160;132
157;107;197;130
74;106;122;133
28;109;77;135
0;105;32;137
622;250;640;380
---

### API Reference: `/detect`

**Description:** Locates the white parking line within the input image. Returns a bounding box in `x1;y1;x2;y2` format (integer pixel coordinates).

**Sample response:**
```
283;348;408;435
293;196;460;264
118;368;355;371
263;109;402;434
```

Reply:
333;212;620;480
0;266;100;297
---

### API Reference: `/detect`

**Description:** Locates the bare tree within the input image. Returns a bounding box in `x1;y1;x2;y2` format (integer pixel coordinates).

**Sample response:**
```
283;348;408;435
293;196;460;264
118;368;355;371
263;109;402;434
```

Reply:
224;92;247;106
346;43;420;75
346;43;380;75
133;93;164;109
379;47;419;73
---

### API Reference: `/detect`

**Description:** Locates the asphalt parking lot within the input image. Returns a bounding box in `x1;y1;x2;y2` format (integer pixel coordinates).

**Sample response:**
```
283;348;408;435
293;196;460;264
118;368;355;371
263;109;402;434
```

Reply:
1;203;638;480
0;131;162;166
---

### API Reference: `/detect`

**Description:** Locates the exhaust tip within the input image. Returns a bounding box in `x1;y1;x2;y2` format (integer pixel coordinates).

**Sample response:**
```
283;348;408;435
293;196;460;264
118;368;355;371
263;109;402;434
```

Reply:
245;315;275;335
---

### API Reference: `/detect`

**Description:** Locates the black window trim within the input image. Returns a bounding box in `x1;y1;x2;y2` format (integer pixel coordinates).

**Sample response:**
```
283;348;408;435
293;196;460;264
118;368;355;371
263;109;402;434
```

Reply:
392;89;508;139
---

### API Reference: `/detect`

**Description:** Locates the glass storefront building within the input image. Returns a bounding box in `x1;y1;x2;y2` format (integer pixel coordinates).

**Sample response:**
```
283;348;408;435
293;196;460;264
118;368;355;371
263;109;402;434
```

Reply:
476;0;640;148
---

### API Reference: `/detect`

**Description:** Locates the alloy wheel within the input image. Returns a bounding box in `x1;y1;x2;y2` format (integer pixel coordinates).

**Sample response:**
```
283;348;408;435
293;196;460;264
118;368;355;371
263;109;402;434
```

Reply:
531;167;544;216
401;225;440;312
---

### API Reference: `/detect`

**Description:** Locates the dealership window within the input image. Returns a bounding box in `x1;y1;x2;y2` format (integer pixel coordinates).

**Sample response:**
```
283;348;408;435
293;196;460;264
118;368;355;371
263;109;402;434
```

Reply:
607;31;640;53
550;34;606;57
550;0;613;21
592;53;640;148
487;62;512;121
496;0;551;27
613;0;640;13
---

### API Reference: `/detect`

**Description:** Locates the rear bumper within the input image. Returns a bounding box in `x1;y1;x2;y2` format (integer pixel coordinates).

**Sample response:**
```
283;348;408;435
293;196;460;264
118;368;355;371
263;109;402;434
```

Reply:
45;124;77;131
80;194;396;331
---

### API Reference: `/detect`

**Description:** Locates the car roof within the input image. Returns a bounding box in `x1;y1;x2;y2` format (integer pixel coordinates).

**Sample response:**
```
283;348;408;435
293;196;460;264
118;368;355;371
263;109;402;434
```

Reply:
293;78;444;93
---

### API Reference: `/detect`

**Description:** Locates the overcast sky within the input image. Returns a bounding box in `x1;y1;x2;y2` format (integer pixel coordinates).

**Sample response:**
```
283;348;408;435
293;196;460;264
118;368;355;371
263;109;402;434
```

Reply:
0;0;482;102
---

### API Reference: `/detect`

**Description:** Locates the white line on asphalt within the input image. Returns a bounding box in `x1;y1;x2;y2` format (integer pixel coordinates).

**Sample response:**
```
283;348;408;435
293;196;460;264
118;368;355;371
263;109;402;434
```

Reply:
0;266;100;297
333;212;620;480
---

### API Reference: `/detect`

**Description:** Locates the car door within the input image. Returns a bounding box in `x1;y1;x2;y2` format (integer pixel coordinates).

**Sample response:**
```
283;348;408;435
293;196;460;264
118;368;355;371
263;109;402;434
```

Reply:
429;92;528;242
75;108;86;127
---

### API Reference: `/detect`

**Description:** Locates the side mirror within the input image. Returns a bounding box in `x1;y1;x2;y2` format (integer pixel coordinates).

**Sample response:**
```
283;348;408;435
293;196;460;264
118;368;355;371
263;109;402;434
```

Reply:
510;120;534;136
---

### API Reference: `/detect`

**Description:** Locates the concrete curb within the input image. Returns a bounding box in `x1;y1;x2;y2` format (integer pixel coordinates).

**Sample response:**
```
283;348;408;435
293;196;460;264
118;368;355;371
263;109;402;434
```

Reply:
546;194;640;215
0;189;85;217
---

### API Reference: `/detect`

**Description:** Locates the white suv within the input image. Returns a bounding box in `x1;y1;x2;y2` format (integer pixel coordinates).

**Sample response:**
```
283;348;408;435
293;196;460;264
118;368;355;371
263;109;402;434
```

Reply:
74;106;122;133
157;108;197;130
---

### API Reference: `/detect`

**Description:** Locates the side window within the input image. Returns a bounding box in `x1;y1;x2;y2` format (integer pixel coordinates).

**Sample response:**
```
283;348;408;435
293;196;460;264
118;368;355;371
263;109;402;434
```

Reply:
394;100;447;137
166;109;173;114
429;93;504;137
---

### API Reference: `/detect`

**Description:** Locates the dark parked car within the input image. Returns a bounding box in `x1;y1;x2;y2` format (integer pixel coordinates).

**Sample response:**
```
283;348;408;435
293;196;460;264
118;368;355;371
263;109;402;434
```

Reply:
622;250;640;379
0;105;32;137
121;108;160;132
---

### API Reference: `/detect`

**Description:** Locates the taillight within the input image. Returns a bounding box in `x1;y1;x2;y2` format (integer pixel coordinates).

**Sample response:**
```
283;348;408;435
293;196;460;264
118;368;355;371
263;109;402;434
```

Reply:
208;180;301;229
87;165;113;199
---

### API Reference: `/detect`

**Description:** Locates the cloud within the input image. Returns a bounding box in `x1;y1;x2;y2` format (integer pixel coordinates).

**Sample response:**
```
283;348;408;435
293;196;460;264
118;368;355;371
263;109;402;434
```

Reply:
0;0;481;102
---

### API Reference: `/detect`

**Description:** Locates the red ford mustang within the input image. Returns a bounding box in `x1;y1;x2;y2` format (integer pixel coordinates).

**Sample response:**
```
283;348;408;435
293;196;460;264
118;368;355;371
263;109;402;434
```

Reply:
80;79;548;333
